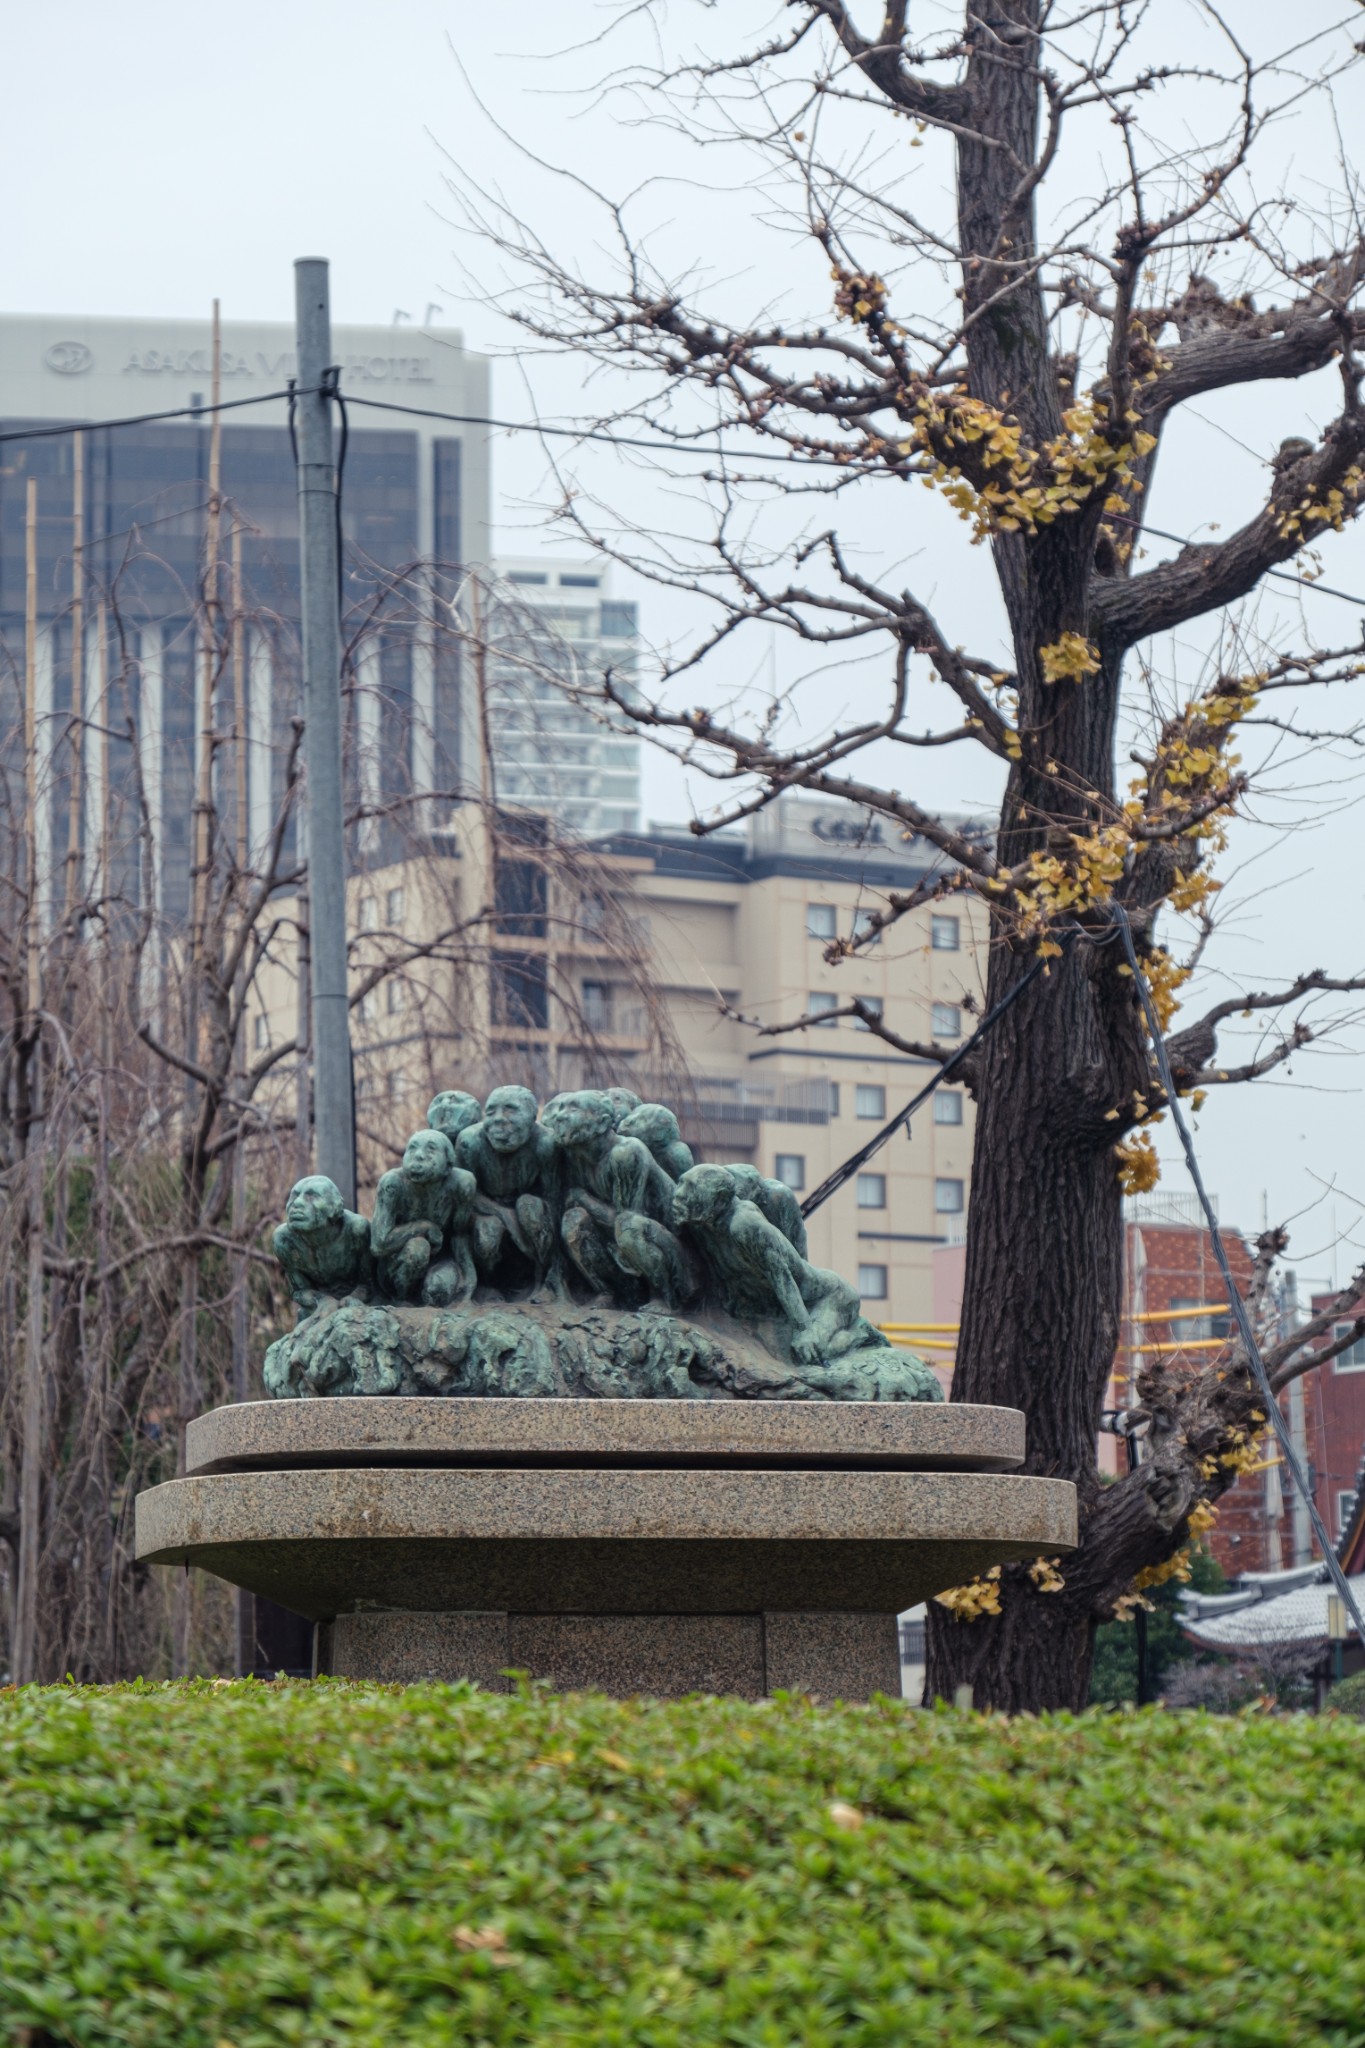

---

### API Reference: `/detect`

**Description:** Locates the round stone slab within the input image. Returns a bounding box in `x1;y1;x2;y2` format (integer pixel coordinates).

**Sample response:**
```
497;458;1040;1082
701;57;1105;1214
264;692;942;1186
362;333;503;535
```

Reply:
136;1465;1076;1619
184;1396;1026;1477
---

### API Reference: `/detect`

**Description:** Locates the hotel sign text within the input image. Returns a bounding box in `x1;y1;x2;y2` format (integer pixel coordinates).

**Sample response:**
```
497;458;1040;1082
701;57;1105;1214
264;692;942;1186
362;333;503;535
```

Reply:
117;349;435;383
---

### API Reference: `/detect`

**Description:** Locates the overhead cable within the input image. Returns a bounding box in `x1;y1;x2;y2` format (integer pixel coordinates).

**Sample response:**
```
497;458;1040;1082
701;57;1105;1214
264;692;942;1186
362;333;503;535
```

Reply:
1107;511;1365;611
0;388;300;446
799;936;1069;1216
6;385;1363;610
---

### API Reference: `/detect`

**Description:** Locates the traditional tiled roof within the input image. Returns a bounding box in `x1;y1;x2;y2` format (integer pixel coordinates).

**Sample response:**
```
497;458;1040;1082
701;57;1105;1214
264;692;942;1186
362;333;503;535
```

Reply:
1179;1565;1363;1650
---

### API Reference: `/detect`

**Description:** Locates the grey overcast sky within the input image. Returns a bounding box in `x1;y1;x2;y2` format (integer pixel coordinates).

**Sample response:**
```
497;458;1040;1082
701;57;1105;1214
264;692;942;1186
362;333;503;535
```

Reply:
4;0;1364;1273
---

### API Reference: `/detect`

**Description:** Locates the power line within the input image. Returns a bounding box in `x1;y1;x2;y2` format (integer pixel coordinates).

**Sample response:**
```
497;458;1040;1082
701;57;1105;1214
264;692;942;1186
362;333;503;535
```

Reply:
800;937;1068;1216
1109;512;1365;610
340;391;820;466
0;387;300;447
347;394;1365;610
6;383;1365;611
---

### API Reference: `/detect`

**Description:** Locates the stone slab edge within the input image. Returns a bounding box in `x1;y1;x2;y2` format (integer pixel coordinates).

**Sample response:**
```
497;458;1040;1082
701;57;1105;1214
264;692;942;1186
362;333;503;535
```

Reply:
184;1396;1026;1476
137;1465;1077;1558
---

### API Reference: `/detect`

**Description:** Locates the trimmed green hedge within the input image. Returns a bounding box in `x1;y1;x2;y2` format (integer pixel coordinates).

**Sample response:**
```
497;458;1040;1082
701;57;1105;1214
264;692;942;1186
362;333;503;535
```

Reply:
3;1682;1364;2046
1330;1668;1365;1717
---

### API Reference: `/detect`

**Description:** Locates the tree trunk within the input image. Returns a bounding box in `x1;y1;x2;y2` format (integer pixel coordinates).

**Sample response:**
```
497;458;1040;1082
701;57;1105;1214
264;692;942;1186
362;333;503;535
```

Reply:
926;8;1149;1706
926;940;1125;1709
171;1254;200;1677
13;1073;46;1686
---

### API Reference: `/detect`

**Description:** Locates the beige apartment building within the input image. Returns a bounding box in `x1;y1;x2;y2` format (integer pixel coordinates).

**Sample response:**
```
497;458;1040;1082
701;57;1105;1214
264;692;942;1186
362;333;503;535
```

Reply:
248;792;989;1330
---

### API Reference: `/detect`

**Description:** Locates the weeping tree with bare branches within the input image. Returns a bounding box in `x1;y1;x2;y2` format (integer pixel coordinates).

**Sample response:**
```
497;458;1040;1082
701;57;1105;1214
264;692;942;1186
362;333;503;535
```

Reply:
454;1;1365;1707
0;509;685;1681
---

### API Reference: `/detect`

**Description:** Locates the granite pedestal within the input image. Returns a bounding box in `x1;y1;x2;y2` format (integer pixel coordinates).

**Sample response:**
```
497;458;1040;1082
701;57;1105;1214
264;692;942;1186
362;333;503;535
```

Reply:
136;1397;1077;1699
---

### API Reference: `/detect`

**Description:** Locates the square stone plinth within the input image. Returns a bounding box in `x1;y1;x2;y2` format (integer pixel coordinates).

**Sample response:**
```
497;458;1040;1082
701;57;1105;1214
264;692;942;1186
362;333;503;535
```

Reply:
763;1610;901;1700
319;1608;899;1700
319;1610;512;1687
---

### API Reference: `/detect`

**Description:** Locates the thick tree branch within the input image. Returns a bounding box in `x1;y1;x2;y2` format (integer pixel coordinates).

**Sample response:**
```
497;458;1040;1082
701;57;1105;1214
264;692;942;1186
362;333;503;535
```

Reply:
1161;969;1365;1091
1097;388;1365;648
796;2;970;126
725;993;963;1070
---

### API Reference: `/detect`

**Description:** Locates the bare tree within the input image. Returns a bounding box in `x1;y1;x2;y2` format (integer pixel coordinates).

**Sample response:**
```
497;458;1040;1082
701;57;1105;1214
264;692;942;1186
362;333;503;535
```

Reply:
0;522;684;1680
450;2;1365;1706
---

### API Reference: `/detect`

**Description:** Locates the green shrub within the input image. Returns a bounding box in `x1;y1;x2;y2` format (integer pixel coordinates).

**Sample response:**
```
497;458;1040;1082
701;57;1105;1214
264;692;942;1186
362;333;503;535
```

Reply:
1089;1545;1224;1705
2;1681;1363;2046
1329;1668;1365;1717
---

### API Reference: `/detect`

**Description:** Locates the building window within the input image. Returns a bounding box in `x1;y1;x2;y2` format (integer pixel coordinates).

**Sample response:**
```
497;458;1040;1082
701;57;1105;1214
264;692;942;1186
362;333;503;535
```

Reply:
774;1153;806;1190
359;895;378;931
253;1014;269;1050
1339;1490;1359;1536
852;907;881;947
858;1263;888;1300
856;1083;886;1120
932;1002;962;1038
856;1173;887;1209
582;980;611;1030
433;438;461;567
934;1091;964;1126
560;573;599;588
931;914;960;951
854;995;885;1033
495;855;547;937
806;903;837;941
1333;1322;1365;1371
935;1178;965;1215
808;992;839;1028
386;886;405;927
492;952;549;1030
508;570;548;585
386;980;406;1015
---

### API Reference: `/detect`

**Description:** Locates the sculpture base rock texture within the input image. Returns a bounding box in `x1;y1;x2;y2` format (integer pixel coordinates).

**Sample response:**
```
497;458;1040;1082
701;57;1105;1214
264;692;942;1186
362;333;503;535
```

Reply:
136;1396;1077;1700
263;1298;942;1404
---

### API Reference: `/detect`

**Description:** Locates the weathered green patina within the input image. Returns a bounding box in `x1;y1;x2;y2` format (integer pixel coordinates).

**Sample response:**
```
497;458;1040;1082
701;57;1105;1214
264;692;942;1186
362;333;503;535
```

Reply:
265;1088;941;1403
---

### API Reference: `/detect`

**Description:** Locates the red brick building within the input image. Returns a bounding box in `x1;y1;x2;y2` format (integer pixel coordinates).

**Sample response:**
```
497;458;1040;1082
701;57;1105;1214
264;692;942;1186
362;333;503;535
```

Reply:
928;1207;1365;1577
1107;1216;1259;1575
1300;1293;1365;1553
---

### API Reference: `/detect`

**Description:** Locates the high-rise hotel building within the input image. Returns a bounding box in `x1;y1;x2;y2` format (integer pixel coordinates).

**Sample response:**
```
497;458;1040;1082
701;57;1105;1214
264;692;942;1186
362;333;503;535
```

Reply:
0;310;492;920
484;558;642;839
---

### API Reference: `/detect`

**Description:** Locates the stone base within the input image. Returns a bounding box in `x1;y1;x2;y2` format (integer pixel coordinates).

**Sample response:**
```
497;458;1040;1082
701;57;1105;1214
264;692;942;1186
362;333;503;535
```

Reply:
317;1608;899;1701
136;1395;1077;1702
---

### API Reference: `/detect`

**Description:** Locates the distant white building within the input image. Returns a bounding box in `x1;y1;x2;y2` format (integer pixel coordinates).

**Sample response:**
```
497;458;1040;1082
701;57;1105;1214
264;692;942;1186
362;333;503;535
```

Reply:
484;559;641;839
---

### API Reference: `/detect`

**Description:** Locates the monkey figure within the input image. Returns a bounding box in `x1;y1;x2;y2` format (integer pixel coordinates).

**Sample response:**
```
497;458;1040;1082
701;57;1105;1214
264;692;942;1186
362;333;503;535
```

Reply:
456;1083;567;1300
371;1127;477;1306
273;1175;372;1319
618;1101;695;1182
427;1089;483;1144
541;1090;696;1312
726;1163;809;1260
604;1086;642;1129
673;1164;871;1369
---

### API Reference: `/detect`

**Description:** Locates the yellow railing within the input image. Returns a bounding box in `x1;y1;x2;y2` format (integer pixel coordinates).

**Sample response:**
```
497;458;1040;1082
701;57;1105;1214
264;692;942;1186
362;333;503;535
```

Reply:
880;1303;1237;1363
1128;1336;1230;1354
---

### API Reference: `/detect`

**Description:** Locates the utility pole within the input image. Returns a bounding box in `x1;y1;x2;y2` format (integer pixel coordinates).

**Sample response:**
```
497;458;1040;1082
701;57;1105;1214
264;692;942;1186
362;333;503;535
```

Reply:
293;257;355;1205
15;477;44;1684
